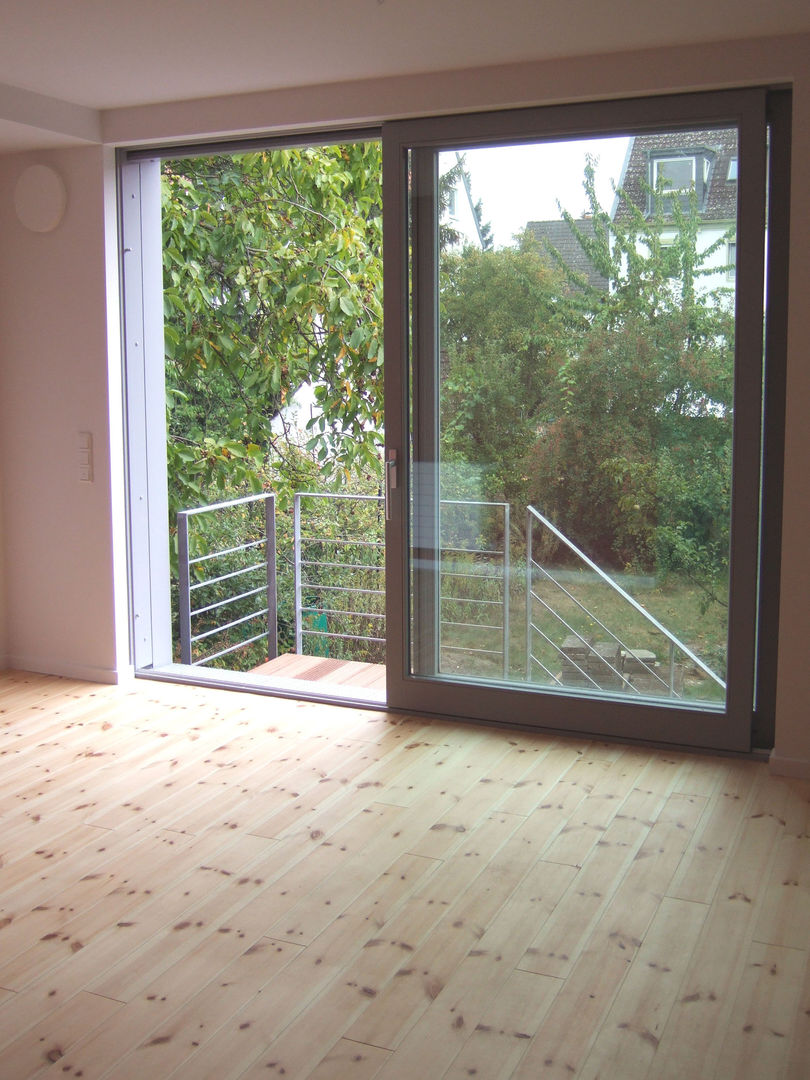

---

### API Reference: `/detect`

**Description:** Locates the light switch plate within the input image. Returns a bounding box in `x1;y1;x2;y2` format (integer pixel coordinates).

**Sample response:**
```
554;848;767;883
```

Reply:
78;431;93;482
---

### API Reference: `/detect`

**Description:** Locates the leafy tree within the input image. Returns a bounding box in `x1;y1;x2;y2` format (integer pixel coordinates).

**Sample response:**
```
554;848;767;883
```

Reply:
439;237;579;505
162;142;384;518
526;157;736;598
439;153;736;611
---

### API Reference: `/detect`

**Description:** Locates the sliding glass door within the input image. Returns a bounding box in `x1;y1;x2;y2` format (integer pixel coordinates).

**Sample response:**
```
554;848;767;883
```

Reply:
383;91;769;751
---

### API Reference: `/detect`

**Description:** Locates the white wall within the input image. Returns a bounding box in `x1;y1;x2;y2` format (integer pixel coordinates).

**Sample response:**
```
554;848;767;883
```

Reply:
656;225;737;296
0;145;124;681
0;31;807;768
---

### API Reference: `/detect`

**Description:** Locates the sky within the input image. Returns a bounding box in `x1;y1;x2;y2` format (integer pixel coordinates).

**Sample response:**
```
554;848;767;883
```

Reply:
443;136;631;248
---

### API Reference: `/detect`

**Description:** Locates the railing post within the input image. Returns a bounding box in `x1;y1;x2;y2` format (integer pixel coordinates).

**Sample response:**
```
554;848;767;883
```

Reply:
526;508;533;682
503;503;510;679
177;509;192;665
294;493;303;655
265;494;277;661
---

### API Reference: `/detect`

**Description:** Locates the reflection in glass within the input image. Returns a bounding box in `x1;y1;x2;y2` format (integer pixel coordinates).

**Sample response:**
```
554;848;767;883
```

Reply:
411;128;739;708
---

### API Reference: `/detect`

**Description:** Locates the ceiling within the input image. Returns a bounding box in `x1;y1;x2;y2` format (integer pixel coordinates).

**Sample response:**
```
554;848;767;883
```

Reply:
1;0;809;150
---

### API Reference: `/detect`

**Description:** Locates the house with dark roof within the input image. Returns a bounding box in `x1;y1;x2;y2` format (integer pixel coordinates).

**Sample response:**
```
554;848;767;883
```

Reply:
613;127;739;293
524;217;609;291
527;127;738;293
614;127;738;225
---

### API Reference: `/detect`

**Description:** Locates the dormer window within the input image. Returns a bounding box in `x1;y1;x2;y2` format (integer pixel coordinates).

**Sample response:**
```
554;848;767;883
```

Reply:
649;150;713;216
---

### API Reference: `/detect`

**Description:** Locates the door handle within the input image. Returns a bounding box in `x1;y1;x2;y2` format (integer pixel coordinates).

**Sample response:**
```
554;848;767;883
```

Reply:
385;450;398;521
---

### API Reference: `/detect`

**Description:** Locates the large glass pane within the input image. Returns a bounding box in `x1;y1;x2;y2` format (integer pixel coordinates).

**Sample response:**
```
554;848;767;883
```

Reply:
410;127;739;709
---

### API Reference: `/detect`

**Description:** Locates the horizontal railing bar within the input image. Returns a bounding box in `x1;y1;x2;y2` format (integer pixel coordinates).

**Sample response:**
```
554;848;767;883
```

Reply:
300;536;384;549
441;620;503;633
193;629;269;666
189;537;266;566
297;491;383;504
440;645;502;657
530;566;675;692
305;606;385;621
442;559;505;569
300;582;385;597
301;559;384;573
190;607;268;644
440;596;502;607
441;499;510;510
440;546;504;557
191;585;266;618
180;492;271;518
440;568;504;580
301;629;386;644
528;506;725;689
189;562;266;591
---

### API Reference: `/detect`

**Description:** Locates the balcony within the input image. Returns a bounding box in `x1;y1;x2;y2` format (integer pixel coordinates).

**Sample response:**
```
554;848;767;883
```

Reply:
175;493;725;706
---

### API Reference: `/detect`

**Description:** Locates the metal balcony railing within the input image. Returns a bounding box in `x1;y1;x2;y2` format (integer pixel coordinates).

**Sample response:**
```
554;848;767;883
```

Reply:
439;499;510;679
177;493;276;667
293;491;386;661
176;492;723;700
526;505;726;698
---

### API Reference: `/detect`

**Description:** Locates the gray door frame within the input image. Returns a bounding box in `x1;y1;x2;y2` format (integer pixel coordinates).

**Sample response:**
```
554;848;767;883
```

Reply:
382;89;770;753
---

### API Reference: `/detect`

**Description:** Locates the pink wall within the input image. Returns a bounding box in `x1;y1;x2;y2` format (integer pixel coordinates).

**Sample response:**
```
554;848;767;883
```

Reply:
0;145;123;680
0;449;6;667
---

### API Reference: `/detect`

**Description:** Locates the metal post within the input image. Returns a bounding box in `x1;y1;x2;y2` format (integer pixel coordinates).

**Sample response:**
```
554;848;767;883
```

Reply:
669;640;676;696
526;508;533;682
503;503;510;680
265;494;278;661
294;493;303;655
177;510;192;665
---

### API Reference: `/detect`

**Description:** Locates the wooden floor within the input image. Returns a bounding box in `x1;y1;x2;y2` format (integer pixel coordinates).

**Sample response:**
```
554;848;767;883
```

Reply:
0;672;808;1080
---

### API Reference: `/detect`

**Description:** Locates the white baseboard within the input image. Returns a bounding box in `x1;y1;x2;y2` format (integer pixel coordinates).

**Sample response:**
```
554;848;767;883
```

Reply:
5;655;129;685
769;751;810;780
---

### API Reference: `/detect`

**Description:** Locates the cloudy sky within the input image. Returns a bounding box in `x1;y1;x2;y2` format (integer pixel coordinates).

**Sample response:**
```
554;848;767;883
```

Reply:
444;136;631;248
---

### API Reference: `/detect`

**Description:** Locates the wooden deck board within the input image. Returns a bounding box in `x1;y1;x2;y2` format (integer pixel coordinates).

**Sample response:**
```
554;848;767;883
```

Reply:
0;670;808;1080
252;654;386;691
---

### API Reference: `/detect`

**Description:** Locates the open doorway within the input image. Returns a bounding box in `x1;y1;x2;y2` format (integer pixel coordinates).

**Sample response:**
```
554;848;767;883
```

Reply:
122;131;485;707
123;135;389;704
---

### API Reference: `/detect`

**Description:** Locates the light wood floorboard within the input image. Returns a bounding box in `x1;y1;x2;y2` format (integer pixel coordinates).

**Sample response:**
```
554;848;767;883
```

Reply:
0;670;808;1079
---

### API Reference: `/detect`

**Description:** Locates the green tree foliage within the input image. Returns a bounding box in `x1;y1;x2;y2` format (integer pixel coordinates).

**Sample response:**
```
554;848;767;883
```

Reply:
162;142;384;518
532;159;735;597
439;238;579;505
440;155;736;607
